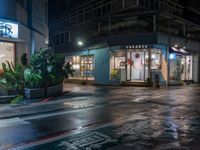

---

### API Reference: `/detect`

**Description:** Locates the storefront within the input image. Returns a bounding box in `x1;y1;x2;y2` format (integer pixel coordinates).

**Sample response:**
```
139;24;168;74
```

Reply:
66;55;95;80
169;47;193;84
0;19;18;73
110;45;163;84
63;44;167;85
63;33;200;86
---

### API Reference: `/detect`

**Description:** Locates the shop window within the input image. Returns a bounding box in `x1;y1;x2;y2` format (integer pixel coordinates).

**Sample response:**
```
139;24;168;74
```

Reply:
170;54;193;82
66;55;95;79
80;55;95;77
65;56;80;78
181;55;193;81
151;51;161;69
0;42;15;73
114;57;126;69
170;55;182;81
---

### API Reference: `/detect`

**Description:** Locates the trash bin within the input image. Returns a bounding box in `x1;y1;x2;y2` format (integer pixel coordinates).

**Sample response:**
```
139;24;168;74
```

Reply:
155;74;160;88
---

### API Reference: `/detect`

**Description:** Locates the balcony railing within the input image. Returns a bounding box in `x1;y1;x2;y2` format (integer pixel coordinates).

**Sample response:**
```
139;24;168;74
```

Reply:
157;0;183;17
50;0;184;30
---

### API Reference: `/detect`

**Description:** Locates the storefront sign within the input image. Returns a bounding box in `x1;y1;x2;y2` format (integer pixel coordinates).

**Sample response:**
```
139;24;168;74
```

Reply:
0;20;18;38
125;45;150;49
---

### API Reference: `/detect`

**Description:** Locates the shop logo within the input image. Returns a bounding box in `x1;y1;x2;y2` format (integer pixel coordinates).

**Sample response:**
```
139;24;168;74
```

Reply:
126;45;149;49
0;20;18;38
135;53;140;58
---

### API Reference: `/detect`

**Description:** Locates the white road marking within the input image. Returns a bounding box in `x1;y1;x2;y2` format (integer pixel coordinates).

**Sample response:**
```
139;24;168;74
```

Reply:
0;117;29;128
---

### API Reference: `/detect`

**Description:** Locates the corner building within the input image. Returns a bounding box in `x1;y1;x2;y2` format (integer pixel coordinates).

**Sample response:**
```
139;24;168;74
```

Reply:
49;0;200;86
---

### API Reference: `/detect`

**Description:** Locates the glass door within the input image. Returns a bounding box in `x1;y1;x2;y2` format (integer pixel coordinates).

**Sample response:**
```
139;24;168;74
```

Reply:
126;50;149;82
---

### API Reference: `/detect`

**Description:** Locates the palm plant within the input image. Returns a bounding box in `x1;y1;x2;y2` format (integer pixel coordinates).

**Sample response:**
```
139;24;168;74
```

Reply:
0;61;24;94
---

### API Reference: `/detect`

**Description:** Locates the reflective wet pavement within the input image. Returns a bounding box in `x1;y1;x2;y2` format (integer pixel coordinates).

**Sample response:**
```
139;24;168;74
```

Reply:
0;84;200;150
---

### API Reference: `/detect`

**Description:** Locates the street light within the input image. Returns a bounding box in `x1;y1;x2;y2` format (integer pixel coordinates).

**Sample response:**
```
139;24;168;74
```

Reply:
78;41;83;46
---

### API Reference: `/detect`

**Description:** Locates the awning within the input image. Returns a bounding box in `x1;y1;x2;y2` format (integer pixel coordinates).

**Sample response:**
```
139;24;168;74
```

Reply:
169;47;189;55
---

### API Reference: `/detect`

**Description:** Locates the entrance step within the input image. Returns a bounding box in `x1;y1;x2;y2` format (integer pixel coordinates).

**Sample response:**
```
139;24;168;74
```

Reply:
64;79;95;85
122;81;152;87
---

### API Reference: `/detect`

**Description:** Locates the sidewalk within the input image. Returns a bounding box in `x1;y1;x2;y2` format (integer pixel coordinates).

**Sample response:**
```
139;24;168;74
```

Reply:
0;83;107;119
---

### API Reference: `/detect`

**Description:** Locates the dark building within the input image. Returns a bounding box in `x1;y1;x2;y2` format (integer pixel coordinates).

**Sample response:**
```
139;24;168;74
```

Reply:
49;0;200;86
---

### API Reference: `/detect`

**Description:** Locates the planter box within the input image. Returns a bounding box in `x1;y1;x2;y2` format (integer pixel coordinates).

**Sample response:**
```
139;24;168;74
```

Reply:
24;88;45;99
0;95;17;104
24;84;63;99
47;84;63;97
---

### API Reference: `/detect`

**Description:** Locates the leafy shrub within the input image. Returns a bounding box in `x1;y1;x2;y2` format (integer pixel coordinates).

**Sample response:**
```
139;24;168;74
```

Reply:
0;61;24;94
26;48;74;88
24;68;42;88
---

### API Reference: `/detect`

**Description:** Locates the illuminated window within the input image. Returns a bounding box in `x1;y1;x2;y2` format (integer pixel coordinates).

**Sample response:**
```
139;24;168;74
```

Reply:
0;42;15;72
80;55;95;77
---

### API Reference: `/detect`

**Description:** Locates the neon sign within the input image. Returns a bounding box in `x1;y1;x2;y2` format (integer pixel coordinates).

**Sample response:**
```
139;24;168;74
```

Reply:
0;20;18;38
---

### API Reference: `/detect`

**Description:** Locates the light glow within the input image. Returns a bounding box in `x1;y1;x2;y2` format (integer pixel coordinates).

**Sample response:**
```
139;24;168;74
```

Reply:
78;41;83;46
170;53;176;59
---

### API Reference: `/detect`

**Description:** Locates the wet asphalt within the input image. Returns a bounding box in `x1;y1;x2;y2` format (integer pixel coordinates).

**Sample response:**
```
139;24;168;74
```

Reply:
0;84;200;150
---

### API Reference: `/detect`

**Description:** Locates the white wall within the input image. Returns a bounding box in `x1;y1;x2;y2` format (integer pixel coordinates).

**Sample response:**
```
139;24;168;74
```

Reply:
33;31;47;52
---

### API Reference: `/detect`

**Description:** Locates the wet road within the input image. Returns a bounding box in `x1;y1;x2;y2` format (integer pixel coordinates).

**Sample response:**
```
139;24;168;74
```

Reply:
0;84;200;150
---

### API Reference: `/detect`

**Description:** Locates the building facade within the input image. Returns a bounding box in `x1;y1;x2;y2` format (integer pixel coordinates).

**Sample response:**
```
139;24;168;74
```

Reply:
0;0;48;72
49;0;200;86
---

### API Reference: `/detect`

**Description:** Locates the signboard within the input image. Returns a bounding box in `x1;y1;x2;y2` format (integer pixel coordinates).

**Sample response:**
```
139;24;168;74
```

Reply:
123;45;152;49
0;20;18;38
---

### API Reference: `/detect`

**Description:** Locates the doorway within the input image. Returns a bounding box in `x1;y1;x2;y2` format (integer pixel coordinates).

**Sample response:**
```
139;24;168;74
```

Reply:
126;50;149;82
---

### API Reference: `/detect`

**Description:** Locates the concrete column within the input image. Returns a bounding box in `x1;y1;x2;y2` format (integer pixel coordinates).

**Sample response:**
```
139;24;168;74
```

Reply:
98;22;101;34
153;14;156;32
148;49;151;80
30;30;35;55
122;0;125;9
68;30;71;43
166;46;169;86
193;52;200;83
108;15;111;32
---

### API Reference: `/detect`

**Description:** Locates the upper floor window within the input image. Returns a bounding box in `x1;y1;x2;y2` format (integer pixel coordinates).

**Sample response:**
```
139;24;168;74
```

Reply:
16;0;27;9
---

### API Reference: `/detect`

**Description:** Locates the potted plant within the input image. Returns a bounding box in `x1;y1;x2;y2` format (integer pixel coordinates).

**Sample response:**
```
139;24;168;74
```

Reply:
111;69;119;81
24;49;74;99
24;68;44;99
